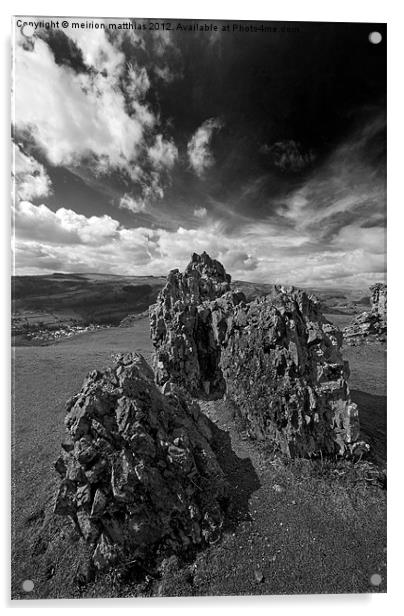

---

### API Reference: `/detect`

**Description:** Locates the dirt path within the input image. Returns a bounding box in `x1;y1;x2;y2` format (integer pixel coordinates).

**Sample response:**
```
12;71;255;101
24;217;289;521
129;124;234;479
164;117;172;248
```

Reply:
150;397;386;596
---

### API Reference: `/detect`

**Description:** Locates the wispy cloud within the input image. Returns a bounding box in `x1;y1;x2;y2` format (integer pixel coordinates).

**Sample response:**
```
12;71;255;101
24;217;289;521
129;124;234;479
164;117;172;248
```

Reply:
187;118;223;177
273;114;386;243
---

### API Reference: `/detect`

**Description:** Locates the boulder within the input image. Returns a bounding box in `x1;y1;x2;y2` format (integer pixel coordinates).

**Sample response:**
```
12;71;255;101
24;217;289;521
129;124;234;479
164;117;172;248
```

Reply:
150;254;361;457
54;353;229;572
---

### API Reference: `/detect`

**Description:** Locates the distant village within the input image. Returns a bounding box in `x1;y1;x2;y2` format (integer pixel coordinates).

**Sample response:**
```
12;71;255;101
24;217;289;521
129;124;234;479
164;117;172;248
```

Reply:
12;318;111;344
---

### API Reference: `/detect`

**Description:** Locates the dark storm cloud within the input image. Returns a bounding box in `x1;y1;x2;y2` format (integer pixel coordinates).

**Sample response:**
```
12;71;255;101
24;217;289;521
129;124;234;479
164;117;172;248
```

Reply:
260;140;315;173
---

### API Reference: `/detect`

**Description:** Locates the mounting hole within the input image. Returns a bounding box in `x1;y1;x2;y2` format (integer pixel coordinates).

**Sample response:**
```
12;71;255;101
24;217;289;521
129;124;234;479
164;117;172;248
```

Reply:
370;573;382;586
369;31;382;45
21;579;34;592
21;24;35;37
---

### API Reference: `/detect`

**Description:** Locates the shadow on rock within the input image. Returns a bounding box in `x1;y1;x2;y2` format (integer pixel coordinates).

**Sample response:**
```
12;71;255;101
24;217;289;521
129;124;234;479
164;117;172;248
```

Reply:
209;422;261;527
351;389;386;465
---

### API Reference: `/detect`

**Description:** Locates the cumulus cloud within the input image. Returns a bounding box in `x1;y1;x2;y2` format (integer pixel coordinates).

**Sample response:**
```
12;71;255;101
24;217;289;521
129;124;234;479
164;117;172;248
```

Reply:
224;251;258;272
152;30;175;57
154;65;176;83
193;207;207;218
148;29;182;83
12;143;52;201
142;171;165;203
14;37;144;172
14;200;120;245
66;26;124;77
148;135;178;170
187;118;223;177
119;194;147;214
126;63;150;100
12;198;386;288
13;30;177;209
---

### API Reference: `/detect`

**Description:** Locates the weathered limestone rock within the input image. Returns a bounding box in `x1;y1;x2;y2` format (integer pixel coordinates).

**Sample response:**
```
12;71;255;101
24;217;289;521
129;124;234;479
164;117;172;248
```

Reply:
54;353;229;571
371;283;387;323
344;283;387;345
150;251;232;397
150;254;361;457
214;288;360;456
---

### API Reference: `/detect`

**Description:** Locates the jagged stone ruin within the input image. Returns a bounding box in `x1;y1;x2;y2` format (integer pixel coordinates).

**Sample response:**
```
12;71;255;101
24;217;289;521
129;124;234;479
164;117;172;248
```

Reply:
343;283;387;345
53;352;229;572
150;253;361;457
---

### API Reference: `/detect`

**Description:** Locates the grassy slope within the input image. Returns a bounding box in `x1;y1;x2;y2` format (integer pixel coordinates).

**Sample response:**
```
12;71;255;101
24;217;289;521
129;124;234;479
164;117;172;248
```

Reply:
11;318;386;599
12;273;166;330
11;324;153;599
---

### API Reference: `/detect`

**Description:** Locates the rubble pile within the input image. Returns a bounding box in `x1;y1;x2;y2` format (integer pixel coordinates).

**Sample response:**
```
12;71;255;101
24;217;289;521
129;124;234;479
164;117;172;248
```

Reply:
54;352;229;572
343;283;387;345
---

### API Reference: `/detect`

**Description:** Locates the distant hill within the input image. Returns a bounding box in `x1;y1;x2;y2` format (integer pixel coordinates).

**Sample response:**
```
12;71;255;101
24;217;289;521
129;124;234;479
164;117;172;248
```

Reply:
11;272;370;339
231;280;274;301
306;286;370;315
12;273;166;334
232;281;369;316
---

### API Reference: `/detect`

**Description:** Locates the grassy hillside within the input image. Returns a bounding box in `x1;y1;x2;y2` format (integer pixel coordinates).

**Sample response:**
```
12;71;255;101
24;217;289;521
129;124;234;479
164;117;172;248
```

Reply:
12;273;166;337
11;272;371;346
308;286;370;315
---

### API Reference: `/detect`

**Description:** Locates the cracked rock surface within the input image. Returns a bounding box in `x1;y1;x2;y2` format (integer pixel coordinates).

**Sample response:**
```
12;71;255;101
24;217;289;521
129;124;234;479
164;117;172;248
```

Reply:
344;283;387;345
54;352;230;572
150;251;232;397
151;253;361;457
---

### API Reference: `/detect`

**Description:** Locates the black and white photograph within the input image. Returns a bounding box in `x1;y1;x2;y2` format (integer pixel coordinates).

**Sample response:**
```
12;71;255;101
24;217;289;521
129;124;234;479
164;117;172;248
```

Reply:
11;15;387;600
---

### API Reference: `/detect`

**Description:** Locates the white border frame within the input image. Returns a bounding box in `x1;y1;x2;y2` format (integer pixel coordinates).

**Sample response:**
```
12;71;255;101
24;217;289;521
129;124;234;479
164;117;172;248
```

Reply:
2;1;401;613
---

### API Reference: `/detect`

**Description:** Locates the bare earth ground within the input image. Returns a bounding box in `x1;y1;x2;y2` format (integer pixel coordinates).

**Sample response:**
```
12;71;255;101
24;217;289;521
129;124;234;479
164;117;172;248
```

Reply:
11;317;387;599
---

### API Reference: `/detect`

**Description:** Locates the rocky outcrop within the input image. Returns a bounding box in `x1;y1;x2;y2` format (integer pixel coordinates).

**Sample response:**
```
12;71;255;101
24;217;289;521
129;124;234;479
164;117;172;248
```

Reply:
53;352;229;572
344;283;387;345
214;288;360;456
150;254;361;457
371;283;387;321
150;252;233;398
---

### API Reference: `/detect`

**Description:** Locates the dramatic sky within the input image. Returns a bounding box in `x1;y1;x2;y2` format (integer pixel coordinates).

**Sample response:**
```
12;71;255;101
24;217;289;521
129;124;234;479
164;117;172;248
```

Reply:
12;18;386;287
